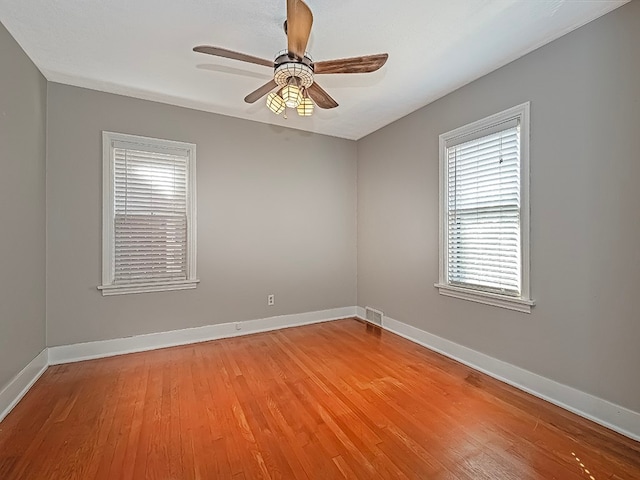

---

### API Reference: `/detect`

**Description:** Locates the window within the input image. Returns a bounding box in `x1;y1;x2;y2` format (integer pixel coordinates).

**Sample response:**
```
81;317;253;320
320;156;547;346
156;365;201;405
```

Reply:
435;103;533;313
99;132;198;296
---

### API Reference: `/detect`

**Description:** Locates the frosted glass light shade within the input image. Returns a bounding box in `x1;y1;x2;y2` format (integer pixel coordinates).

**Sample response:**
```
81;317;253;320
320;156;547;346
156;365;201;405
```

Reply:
266;92;285;114
281;85;302;108
297;97;314;116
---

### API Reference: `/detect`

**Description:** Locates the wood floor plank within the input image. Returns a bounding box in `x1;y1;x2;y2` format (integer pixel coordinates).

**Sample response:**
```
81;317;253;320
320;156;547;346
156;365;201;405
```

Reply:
0;318;638;479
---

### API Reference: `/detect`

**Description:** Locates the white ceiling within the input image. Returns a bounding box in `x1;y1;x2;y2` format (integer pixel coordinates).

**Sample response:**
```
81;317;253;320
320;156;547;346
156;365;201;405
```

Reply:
0;1;628;140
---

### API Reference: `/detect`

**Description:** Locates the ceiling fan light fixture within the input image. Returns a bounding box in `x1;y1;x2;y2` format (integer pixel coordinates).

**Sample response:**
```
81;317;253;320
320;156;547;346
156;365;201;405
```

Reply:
193;0;388;115
297;95;314;116
266;92;285;114
274;57;314;89
281;83;303;108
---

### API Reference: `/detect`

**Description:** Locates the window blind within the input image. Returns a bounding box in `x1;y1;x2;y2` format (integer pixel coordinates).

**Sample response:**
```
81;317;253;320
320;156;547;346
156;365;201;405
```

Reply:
447;122;521;295
113;148;188;284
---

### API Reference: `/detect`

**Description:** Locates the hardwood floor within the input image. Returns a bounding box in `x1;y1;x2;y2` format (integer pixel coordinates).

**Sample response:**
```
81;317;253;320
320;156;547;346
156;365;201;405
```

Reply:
0;318;638;479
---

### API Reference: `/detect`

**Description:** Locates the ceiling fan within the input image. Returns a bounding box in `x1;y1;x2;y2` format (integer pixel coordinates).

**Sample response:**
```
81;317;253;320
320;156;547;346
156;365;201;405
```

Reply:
193;0;388;117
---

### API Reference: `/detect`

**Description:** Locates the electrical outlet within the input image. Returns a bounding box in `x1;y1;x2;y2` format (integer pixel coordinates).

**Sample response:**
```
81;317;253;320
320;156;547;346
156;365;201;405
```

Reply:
268;294;275;306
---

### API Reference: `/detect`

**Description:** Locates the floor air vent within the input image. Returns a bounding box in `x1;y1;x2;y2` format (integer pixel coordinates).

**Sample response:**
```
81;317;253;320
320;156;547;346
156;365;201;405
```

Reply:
365;306;384;326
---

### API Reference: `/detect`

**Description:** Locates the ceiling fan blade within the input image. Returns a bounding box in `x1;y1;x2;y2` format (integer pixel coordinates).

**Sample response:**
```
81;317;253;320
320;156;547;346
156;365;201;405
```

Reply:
287;0;313;60
193;46;273;68
244;80;279;103
307;82;338;109
314;53;388;74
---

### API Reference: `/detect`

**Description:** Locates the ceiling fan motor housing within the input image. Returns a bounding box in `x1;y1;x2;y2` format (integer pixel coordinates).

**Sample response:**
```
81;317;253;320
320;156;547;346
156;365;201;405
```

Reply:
274;51;314;88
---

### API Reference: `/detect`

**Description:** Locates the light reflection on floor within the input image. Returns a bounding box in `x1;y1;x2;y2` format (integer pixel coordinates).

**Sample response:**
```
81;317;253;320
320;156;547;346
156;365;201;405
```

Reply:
572;452;596;480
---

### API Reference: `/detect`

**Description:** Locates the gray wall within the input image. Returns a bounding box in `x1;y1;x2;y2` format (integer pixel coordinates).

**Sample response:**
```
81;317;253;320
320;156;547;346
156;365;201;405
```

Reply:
0;23;47;390
46;84;357;346
357;1;640;412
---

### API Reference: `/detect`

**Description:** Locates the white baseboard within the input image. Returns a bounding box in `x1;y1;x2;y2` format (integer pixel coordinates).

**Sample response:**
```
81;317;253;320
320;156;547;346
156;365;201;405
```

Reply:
0;349;48;423
49;306;357;365
356;307;640;442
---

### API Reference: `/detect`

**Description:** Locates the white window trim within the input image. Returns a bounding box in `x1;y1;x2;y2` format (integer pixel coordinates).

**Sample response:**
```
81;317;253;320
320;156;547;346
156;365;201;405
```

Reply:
99;132;198;296
435;102;534;313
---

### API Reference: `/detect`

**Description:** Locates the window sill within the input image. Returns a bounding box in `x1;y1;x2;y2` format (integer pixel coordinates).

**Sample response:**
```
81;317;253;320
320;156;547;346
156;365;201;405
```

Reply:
434;283;534;313
98;279;199;296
